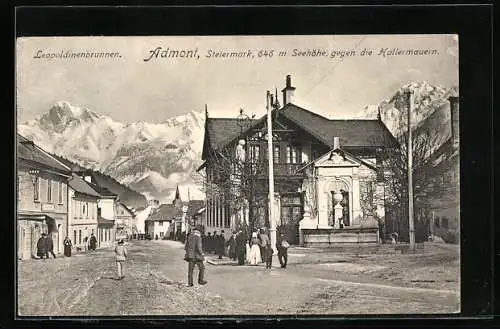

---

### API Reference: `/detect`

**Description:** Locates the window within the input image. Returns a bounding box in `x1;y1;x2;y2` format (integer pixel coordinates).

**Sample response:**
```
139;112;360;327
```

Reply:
79;230;82;244
225;203;231;228
47;179;52;202
58;181;63;203
160;232;164;237
82;204;86;217
17;175;20;201
441;217;449;229
34;176;40;201
74;230;77;245
85;202;89;216
273;146;280;163
434;217;441;228
249;145;260;163
286;145;300;164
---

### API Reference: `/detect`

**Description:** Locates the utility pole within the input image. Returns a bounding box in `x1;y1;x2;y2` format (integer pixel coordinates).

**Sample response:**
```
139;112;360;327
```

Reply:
405;89;415;252
266;91;278;254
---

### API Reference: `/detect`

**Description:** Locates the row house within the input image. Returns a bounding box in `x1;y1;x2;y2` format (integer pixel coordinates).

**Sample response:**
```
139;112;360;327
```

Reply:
17;134;72;260
116;202;136;239
199;75;398;246
67;173;100;250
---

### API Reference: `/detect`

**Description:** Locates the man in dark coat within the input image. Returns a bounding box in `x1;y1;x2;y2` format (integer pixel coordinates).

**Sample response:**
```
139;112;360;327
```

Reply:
226;231;237;261
216;230;225;259
235;230;246;265
36;233;47;259
206;232;212;253
276;232;289;268
184;226;207;286
89;233;97;251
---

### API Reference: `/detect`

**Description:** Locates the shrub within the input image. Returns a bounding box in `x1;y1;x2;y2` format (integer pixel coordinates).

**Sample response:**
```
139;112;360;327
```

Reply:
442;230;459;244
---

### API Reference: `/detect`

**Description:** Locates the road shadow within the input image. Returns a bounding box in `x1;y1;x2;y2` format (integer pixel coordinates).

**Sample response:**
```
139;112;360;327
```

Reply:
101;275;122;281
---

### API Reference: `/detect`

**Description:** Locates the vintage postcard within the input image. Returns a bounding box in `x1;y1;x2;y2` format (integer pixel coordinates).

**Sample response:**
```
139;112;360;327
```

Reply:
16;35;460;316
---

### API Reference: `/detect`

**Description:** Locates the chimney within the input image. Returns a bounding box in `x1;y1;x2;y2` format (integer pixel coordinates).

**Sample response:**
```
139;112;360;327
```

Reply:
448;96;459;148
281;74;296;105
333;137;341;150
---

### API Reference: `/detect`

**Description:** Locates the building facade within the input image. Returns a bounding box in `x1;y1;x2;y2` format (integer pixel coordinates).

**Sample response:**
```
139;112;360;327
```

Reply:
199;75;397;246
116;202;136;239
67;173;100;251
17;134;72;259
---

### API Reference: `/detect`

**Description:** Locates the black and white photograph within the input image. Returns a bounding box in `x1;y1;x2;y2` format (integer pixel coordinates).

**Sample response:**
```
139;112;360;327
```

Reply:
16;34;460;316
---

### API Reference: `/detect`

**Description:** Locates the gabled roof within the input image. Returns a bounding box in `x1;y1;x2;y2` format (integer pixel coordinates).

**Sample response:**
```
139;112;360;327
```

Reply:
202;103;397;158
146;203;182;222
186;200;205;217
68;173;101;198
86;181;117;198
298;147;377;172
17;134;72;175
118;202;135;216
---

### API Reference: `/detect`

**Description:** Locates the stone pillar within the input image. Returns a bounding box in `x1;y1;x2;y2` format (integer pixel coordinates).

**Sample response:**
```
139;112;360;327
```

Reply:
351;172;362;226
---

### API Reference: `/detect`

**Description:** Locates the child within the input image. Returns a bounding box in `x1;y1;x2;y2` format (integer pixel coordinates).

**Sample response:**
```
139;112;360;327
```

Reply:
114;239;128;280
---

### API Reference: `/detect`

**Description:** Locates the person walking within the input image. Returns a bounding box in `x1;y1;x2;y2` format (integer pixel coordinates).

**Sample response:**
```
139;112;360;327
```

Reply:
89;233;97;251
114;239;128;280
36;233;47;260
259;228;273;269
248;232;262;265
184;226;207;287
63;236;72;257
276;232;290;268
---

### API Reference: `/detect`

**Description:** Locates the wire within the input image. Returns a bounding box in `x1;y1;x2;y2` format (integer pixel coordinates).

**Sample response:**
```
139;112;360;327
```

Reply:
304;36;367;97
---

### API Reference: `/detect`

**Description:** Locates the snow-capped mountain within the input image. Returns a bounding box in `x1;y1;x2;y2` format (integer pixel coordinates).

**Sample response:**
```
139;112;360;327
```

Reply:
356;81;458;137
18;101;206;203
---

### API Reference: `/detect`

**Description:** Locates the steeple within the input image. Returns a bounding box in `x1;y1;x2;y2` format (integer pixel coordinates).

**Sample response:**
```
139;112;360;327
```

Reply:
173;185;182;208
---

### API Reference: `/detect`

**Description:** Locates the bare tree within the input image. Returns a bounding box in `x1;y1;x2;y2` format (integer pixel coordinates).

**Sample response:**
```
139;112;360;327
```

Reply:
198;141;270;234
374;104;447;242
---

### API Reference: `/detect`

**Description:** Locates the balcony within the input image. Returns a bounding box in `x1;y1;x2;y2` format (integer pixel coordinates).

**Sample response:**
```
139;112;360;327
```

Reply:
254;163;305;178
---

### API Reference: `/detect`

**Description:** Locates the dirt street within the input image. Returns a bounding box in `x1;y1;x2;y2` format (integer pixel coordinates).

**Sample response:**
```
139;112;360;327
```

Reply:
17;240;460;316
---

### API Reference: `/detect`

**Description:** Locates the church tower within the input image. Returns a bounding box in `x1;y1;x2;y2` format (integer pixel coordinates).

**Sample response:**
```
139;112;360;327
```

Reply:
173;185;182;209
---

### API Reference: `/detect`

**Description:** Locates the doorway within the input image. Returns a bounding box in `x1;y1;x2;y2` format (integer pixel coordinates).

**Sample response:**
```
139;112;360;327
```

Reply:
280;193;302;245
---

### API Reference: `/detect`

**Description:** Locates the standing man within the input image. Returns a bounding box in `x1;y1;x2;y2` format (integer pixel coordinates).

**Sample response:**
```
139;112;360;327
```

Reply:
226;231;237;261
184;226;207;287
216;230;225;259
235;230;246;265
276;232;289;268
259;228;272;269
36;233;47;260
89;233;97;251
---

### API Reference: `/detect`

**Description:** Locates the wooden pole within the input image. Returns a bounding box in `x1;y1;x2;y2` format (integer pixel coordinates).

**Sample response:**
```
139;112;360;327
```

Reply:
267;91;278;254
405;89;415;251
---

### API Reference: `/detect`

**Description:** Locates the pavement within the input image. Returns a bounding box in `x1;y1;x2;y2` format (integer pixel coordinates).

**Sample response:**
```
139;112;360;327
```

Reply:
17;239;460;316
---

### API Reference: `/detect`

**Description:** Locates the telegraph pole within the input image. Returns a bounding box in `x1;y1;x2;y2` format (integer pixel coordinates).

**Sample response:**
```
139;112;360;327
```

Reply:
405;89;415;251
266;91;278;254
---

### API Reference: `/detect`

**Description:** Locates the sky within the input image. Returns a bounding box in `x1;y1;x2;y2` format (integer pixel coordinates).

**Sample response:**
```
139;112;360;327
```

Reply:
16;35;458;124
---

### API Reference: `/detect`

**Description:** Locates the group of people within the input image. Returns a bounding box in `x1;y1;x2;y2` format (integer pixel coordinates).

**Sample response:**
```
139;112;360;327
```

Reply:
35;233;57;259
36;233;99;259
183;226;291;287
202;231;227;259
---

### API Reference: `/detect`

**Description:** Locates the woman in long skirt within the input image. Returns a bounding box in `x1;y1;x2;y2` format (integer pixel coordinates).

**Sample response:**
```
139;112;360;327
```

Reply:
248;232;262;265
63;236;72;257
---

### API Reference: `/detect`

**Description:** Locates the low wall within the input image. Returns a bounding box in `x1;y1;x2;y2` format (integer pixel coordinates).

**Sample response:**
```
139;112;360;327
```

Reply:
302;226;379;247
